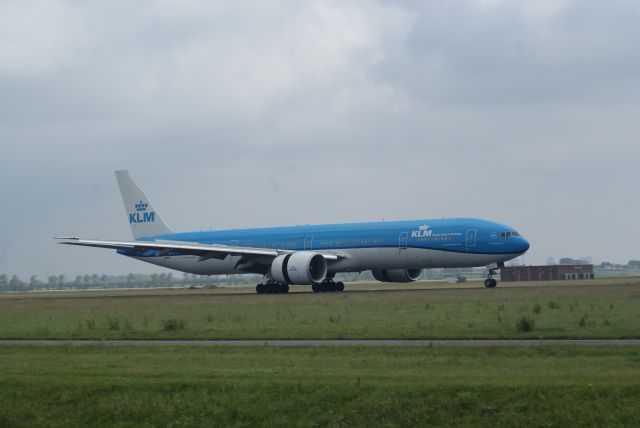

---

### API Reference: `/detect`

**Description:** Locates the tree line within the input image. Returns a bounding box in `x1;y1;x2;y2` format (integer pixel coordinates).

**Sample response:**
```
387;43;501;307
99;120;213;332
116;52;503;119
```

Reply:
0;268;480;292
0;272;263;292
2;260;637;292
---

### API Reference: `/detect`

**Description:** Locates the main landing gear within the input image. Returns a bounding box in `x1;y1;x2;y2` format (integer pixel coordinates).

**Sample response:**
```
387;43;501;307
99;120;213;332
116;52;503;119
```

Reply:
255;278;345;294
484;269;498;288
312;279;345;293
256;280;289;294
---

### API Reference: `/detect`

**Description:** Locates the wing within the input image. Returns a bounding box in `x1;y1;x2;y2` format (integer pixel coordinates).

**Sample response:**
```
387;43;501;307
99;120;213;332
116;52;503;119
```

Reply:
55;238;341;261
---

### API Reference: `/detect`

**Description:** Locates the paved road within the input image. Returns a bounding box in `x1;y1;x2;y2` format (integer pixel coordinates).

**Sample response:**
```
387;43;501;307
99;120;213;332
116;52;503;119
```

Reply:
0;339;638;347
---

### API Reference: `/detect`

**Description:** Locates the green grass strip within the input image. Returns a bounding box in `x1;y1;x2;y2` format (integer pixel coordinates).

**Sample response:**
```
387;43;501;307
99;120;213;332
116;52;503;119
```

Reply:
1;346;639;427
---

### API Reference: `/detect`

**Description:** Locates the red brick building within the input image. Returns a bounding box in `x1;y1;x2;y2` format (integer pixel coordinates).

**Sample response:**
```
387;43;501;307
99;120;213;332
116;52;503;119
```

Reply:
501;265;594;282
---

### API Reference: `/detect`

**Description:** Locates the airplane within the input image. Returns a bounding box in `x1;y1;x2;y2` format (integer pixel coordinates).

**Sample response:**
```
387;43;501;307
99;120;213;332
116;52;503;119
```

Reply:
57;171;530;294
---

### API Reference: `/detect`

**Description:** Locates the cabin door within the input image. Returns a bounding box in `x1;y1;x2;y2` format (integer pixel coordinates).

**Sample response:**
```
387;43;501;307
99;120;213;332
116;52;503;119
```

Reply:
465;229;477;250
304;236;313;250
399;232;408;250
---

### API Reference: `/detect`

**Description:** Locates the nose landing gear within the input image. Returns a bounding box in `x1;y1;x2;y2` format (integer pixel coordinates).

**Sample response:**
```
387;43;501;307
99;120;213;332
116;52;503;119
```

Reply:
484;262;504;288
484;269;498;288
484;278;497;288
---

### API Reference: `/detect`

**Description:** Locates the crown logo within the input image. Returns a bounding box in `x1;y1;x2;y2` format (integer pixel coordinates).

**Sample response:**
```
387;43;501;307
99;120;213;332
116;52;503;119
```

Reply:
419;225;430;231
135;201;148;212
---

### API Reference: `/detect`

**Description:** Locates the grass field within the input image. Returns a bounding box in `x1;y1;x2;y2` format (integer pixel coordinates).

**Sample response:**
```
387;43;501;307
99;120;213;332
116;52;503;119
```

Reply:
2;279;640;426
0;279;639;340
1;345;639;427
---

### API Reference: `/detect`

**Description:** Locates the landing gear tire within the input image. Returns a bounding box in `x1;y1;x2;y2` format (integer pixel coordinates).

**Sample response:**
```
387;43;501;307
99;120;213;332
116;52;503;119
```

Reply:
484;267;499;288
484;278;497;288
256;281;289;294
312;279;345;293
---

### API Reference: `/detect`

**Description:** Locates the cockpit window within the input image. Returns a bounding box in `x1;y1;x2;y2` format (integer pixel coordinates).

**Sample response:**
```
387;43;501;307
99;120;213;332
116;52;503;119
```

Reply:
500;231;520;238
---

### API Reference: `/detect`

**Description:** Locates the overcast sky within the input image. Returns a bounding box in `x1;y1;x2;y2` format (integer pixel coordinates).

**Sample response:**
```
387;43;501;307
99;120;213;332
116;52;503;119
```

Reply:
1;0;639;278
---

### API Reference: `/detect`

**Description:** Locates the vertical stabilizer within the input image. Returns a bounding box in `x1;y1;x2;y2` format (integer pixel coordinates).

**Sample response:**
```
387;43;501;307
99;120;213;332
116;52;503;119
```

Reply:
115;170;172;239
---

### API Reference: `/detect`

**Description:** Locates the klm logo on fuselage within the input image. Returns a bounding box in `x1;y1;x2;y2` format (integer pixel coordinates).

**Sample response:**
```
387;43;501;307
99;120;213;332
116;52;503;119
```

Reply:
411;225;432;238
129;201;156;224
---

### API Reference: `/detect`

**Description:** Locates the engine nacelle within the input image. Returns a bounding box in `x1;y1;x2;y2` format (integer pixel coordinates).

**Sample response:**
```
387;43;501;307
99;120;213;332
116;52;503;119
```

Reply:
372;269;423;283
270;251;328;285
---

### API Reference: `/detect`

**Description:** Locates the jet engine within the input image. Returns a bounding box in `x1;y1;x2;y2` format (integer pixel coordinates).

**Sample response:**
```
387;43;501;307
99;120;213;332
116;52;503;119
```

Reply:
270;251;328;285
372;269;423;283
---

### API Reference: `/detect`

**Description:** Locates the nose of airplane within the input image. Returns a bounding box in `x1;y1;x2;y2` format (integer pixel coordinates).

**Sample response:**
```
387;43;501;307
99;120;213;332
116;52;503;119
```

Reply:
518;237;530;254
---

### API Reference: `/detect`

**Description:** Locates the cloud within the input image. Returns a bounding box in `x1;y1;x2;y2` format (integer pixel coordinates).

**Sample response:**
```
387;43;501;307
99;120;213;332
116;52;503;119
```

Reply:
0;0;89;76
375;0;640;105
1;1;412;131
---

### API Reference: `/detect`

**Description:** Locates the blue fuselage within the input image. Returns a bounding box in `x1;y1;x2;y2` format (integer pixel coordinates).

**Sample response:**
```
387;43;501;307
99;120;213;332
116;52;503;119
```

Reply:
115;217;530;277
146;217;529;256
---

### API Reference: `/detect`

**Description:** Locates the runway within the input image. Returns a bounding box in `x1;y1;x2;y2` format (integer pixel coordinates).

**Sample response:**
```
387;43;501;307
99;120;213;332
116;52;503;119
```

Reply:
0;339;639;347
1;281;637;301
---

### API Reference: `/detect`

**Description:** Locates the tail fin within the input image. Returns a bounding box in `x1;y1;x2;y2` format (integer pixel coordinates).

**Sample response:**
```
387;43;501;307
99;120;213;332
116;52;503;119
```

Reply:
115;170;172;239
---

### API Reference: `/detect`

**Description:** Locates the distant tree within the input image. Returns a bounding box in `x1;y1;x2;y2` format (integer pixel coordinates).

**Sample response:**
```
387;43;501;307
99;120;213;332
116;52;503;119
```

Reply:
628;260;640;269
127;273;135;284
57;275;65;289
0;274;7;290
91;274;99;284
100;274;108;283
167;272;174;285
47;276;57;288
9;275;25;291
29;275;42;290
